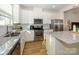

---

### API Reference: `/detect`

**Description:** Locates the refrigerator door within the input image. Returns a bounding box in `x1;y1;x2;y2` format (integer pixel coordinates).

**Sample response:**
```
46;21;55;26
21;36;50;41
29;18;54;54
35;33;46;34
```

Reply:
51;19;63;31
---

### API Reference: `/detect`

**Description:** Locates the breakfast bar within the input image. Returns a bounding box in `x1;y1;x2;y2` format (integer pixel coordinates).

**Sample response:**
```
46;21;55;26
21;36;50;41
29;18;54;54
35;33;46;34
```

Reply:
44;31;79;55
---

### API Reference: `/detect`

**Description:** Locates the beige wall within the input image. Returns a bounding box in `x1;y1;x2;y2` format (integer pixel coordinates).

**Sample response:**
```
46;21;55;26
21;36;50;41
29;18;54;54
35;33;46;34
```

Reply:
64;7;79;22
60;5;79;22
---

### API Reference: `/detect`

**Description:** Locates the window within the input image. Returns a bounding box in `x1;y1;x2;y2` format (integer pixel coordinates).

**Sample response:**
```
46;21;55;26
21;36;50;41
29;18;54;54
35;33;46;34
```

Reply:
0;16;11;25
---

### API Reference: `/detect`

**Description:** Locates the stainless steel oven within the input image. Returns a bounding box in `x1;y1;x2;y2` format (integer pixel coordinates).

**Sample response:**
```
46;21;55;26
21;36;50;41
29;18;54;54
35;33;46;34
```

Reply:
34;30;43;41
34;19;43;41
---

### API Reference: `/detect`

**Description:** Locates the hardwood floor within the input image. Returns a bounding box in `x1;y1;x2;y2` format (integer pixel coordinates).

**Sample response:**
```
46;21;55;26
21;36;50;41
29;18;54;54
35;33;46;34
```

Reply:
23;41;47;55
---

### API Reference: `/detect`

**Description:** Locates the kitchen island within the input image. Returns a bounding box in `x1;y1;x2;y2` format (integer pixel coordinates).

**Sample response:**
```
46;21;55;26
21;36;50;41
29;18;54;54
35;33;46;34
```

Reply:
44;31;79;55
0;36;19;55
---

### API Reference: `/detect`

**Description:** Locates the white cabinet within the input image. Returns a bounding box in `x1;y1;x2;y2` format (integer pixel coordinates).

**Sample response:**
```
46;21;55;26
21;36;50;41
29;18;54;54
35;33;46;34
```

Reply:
24;30;34;42
12;5;20;23
45;33;78;55
20;31;26;55
20;30;34;54
44;31;55;55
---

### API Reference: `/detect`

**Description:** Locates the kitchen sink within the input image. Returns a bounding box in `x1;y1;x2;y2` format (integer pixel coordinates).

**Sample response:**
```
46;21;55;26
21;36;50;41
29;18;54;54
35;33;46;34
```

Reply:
4;33;19;37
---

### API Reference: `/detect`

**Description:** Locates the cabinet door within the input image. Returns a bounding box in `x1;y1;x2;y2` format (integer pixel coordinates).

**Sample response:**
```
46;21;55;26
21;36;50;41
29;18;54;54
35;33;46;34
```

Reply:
54;20;63;31
12;42;20;55
59;24;63;31
51;20;54;29
59;20;63;31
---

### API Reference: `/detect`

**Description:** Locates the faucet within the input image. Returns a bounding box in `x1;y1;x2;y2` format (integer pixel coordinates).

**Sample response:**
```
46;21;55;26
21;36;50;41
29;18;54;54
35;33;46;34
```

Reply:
6;25;8;34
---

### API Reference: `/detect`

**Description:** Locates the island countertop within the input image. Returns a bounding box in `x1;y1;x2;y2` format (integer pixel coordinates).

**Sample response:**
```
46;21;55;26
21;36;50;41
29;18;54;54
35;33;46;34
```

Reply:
45;31;79;44
44;31;79;55
0;36;19;55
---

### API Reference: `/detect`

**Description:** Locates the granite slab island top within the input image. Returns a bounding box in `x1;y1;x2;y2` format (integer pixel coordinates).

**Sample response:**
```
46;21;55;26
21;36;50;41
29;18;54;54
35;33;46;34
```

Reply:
44;31;79;55
0;36;19;55
47;31;79;44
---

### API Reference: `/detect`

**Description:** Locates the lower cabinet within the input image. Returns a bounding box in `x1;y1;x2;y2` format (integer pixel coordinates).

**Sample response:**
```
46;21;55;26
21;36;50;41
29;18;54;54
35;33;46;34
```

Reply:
8;40;20;55
20;38;25;55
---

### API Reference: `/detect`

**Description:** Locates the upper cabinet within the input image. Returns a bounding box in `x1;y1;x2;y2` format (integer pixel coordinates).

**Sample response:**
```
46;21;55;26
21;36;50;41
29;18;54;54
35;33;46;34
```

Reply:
12;4;20;23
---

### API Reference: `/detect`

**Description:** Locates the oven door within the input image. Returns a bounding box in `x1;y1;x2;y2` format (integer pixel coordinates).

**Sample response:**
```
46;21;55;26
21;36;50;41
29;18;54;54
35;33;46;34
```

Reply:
34;30;43;41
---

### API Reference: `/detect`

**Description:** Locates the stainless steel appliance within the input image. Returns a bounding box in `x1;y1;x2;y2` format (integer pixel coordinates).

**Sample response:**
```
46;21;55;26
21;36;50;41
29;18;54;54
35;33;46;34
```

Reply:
30;19;43;41
34;19;43;24
50;19;63;31
34;19;43;41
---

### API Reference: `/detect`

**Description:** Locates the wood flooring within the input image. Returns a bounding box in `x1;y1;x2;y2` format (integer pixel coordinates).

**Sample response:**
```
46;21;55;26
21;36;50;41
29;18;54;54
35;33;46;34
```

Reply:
23;41;47;55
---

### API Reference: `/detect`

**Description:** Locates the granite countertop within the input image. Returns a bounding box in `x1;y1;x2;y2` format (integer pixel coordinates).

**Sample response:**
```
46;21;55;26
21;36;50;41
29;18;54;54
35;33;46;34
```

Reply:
45;31;79;44
0;36;19;55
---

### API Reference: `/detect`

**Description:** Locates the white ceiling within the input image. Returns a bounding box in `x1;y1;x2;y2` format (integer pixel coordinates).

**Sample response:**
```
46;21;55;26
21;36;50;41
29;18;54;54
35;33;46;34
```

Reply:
20;4;71;11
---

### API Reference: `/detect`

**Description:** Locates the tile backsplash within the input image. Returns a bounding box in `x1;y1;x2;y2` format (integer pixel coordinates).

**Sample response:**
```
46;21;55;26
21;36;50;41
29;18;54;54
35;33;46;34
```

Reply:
0;25;13;36
0;26;7;36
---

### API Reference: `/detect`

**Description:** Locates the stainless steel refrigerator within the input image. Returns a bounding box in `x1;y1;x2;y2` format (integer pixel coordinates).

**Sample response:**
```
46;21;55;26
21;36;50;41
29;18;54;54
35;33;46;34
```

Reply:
50;19;63;31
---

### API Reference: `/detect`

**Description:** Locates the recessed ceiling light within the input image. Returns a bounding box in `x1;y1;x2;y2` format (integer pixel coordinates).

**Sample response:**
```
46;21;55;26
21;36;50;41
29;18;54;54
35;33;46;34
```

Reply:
52;5;56;8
